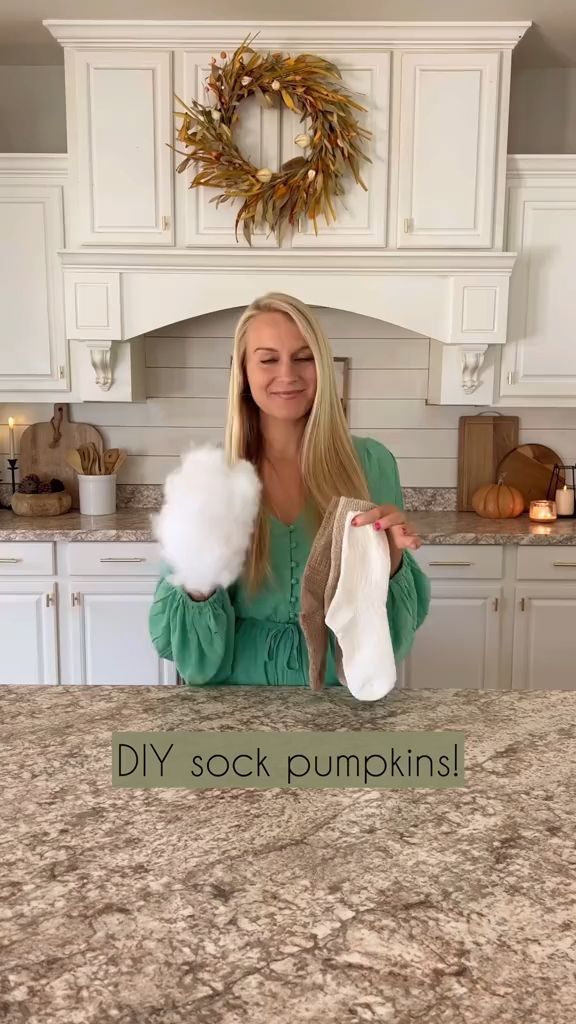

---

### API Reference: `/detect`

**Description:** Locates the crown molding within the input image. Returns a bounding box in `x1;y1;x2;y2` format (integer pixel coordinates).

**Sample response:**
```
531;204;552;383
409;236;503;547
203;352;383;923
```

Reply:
58;249;517;274
0;154;68;177
507;154;576;178
43;19;531;51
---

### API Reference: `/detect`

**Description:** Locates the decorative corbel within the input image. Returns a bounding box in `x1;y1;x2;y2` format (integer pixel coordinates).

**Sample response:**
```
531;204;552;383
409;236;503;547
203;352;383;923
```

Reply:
459;345;488;394
87;341;114;391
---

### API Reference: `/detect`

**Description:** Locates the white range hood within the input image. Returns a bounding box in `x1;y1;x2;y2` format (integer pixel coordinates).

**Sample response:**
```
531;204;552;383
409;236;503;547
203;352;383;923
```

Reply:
45;19;531;404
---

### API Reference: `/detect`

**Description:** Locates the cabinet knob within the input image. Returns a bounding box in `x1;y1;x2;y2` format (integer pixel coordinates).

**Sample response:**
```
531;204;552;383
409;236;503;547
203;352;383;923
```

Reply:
404;217;413;233
506;371;514;385
162;215;170;231
46;592;56;608
72;592;81;607
0;558;22;563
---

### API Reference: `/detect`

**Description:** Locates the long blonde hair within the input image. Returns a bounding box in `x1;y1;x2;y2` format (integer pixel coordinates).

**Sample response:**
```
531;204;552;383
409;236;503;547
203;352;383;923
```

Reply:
224;293;371;592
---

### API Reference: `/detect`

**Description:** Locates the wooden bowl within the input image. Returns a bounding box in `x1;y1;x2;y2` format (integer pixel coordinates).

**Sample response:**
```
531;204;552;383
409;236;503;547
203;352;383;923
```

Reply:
10;490;72;517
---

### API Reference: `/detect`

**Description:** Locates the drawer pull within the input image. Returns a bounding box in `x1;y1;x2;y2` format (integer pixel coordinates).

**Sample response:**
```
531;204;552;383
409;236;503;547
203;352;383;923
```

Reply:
428;561;474;567
552;561;576;567
0;557;23;563
99;557;146;563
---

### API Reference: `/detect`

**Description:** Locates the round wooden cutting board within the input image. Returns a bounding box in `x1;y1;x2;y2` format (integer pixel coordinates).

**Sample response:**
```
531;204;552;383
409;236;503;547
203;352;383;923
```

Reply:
496;444;565;511
18;405;104;510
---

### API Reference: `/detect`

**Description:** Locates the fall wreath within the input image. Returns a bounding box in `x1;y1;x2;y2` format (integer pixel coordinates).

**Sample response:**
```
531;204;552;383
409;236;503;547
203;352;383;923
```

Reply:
174;35;372;244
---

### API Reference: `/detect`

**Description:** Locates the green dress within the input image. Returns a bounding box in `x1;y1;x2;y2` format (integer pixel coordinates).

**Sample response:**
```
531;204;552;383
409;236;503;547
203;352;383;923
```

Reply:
148;435;431;686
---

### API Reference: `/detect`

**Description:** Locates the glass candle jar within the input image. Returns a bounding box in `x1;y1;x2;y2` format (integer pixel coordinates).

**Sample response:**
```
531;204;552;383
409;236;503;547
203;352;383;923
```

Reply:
529;500;557;523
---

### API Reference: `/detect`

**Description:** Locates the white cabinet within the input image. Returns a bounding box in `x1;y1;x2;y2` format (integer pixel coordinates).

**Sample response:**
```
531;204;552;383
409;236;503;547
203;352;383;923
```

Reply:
0;155;69;393
399;545;504;690
401;582;502;690
499;157;576;400
394;52;501;248
0;582;59;685
67;49;174;245
512;585;576;690
62;580;176;686
0;541;176;687
177;49;389;248
511;545;576;688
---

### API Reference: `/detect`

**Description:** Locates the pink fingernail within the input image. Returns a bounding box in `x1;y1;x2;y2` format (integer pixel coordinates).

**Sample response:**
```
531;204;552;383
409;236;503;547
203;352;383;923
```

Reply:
351;517;358;526
373;522;381;531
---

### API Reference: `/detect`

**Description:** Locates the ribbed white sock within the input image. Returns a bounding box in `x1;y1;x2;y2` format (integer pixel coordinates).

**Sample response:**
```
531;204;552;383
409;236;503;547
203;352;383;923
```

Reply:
325;510;397;701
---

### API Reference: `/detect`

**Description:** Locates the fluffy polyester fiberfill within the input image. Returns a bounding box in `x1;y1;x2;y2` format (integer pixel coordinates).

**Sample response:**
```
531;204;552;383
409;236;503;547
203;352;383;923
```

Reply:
152;444;262;594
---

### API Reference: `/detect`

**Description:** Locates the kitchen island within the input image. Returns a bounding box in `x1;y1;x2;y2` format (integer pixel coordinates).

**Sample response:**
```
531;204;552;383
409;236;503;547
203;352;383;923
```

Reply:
1;684;574;1023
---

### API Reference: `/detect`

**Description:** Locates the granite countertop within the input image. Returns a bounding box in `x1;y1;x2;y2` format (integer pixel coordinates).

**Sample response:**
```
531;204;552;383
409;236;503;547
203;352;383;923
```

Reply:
2;507;576;543
1;685;574;1023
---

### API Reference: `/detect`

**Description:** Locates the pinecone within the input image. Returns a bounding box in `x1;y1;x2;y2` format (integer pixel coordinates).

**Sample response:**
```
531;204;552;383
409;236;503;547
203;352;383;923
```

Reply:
37;482;52;493
17;476;40;494
49;478;65;492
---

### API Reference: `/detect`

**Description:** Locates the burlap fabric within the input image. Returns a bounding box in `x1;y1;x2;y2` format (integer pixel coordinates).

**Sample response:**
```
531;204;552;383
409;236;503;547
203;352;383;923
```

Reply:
300;496;376;691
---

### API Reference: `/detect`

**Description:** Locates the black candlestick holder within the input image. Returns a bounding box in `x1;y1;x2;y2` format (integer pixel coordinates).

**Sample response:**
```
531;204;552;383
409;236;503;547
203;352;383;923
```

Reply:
547;463;576;517
7;457;18;494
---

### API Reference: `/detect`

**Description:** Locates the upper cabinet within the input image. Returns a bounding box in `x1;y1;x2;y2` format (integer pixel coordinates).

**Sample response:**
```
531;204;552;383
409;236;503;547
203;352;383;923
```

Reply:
393;52;502;248
0;155;70;394
498;156;576;401
66;49;174;246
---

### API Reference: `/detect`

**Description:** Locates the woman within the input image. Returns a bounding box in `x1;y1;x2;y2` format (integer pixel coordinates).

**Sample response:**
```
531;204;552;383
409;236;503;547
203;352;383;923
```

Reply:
149;292;431;687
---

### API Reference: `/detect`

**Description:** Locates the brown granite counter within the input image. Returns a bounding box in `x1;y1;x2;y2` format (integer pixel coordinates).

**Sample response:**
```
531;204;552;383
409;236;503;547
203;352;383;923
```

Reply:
2;507;576;544
0;685;574;1023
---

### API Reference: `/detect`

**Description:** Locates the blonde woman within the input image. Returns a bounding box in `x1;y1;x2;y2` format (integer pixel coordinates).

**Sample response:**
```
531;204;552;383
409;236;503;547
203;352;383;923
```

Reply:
149;293;431;687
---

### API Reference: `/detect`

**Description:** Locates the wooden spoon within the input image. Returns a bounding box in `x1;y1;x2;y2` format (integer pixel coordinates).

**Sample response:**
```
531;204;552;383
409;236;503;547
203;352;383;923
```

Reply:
77;445;93;474
110;450;127;475
66;449;84;474
103;448;120;475
88;442;102;474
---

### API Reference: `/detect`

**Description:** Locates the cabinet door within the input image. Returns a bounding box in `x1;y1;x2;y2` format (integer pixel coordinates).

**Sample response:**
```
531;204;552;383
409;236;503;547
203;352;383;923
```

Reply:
64;580;176;686
512;585;576;690
396;52;500;248
71;50;173;245
499;187;576;398
0;583;58;685
0;182;68;392
399;582;503;690
178;51;279;248
286;51;390;248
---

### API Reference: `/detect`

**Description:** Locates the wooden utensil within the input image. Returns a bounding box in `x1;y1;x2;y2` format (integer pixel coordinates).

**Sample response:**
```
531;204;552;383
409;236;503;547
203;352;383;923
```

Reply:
89;441;102;474
65;449;84;475
497;444;565;511
457;413;520;511
78;445;94;475
110;450;127;474
19;405;104;510
103;449;120;474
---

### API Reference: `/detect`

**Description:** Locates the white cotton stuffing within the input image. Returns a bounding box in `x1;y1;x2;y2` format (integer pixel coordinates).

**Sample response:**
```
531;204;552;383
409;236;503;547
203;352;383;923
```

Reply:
151;444;262;594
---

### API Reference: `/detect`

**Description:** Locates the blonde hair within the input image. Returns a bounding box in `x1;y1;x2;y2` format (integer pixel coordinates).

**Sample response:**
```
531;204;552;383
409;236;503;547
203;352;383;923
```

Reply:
224;292;371;592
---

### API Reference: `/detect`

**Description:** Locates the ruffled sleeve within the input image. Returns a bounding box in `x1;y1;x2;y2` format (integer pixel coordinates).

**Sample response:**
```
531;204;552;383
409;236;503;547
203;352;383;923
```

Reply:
148;563;236;684
356;435;431;662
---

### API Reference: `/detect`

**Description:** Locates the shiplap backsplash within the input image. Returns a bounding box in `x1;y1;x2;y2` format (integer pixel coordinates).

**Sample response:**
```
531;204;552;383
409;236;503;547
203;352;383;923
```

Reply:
2;306;576;489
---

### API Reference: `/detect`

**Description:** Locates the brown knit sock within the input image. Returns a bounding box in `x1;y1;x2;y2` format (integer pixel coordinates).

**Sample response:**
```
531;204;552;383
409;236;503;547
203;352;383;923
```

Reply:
324;497;376;690
299;496;340;691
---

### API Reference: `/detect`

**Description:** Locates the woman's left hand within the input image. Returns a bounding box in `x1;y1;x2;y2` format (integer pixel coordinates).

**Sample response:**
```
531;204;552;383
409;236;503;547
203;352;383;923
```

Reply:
351;505;422;576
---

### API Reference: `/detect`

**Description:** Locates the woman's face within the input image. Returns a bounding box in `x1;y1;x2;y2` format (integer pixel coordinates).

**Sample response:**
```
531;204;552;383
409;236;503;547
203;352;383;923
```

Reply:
243;311;317;421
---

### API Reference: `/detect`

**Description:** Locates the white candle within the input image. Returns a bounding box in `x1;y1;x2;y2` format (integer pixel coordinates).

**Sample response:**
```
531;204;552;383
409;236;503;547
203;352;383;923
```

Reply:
7;417;15;460
556;486;575;516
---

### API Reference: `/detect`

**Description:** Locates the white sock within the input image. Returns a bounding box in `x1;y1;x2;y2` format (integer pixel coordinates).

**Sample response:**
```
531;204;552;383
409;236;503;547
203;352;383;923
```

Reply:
325;510;397;701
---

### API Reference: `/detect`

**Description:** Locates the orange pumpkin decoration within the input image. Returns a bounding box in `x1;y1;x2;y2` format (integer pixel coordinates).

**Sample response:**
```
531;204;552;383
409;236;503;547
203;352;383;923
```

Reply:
472;479;525;519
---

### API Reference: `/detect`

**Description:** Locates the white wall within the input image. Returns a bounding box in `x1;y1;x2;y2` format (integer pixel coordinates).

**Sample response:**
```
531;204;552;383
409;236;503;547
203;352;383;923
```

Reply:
0;66;66;152
2;307;576;490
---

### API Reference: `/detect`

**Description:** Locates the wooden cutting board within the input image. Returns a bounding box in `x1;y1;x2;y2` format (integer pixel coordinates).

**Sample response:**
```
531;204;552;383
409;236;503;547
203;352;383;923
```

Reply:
457;414;520;511
496;444;565;511
18;404;104;510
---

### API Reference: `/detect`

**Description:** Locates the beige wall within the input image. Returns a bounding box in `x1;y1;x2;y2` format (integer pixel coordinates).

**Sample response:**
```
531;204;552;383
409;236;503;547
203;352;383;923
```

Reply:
1;63;576;154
